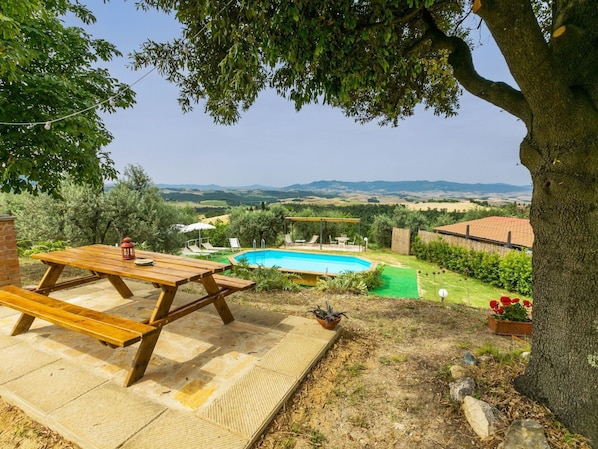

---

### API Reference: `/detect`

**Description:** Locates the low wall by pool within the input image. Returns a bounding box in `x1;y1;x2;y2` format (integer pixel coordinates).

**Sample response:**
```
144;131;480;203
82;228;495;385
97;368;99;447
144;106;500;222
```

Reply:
229;249;376;286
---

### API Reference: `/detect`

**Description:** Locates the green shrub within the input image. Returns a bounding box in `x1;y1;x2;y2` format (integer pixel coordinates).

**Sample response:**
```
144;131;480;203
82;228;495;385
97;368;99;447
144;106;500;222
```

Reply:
18;240;70;257
412;237;532;297
315;265;384;294
499;250;532;296
230;260;299;292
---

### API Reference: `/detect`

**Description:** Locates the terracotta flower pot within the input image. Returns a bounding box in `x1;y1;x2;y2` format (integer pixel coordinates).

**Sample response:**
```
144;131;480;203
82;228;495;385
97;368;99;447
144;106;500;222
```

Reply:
487;315;532;337
315;317;341;330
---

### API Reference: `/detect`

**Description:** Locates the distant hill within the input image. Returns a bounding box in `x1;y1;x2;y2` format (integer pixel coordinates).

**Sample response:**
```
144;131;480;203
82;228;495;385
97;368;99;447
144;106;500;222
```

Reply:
158;180;532;196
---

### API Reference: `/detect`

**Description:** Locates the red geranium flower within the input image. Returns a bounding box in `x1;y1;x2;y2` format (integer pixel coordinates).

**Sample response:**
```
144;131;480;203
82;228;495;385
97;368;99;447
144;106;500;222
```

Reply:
490;296;532;322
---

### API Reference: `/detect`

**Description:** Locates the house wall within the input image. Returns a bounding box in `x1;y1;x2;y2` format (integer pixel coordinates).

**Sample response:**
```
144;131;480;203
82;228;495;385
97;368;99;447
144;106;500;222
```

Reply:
391;228;411;255
417;230;513;257
0;215;21;287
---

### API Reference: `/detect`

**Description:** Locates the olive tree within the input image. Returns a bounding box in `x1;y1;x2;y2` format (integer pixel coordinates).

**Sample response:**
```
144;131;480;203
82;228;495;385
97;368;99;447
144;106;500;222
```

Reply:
2;166;187;253
227;204;288;246
139;0;598;441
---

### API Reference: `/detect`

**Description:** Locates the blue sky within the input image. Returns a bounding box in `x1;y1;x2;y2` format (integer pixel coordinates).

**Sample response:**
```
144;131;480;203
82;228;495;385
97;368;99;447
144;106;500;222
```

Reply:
70;2;532;188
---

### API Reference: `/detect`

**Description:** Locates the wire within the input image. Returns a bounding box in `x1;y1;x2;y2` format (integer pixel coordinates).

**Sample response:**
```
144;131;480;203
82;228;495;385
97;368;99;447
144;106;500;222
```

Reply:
0;0;234;129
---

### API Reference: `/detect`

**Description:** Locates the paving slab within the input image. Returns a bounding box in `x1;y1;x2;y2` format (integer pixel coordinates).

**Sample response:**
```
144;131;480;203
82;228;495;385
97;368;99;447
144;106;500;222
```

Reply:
0;279;339;449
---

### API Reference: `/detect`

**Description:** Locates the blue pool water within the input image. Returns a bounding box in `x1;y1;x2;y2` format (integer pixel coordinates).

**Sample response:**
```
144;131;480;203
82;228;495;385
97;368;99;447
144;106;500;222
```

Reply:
233;250;372;275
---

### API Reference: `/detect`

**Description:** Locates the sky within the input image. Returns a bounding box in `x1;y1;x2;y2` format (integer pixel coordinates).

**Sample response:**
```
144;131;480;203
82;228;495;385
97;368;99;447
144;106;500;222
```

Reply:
68;2;532;188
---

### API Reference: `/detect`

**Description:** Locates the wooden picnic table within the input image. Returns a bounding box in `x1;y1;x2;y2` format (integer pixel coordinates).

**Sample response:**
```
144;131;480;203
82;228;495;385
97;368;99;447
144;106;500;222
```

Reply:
0;244;254;386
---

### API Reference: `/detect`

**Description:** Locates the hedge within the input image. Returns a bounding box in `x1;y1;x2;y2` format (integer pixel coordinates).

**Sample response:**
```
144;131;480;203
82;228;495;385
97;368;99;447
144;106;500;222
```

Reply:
411;236;532;297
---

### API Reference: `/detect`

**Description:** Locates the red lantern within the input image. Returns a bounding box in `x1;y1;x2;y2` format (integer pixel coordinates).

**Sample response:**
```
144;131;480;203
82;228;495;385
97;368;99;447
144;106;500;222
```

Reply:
120;237;135;260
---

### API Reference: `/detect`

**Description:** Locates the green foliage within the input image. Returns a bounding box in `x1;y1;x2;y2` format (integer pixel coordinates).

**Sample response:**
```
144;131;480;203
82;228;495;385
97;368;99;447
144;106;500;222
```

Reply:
134;0;462;125
204;219;229;247
490;296;532;322
3;165;188;253
230;260;299;292
280;202;528;249
474;343;530;364
227;204;289;245
18;240;70;257
106;165;186;252
370;214;395;248
161;189;333;206
316;265;384;294
308;430;328;448
412;237;532;297
308;300;347;322
498;302;530;322
0;0;135;196
316;274;368;294
499;250;533;296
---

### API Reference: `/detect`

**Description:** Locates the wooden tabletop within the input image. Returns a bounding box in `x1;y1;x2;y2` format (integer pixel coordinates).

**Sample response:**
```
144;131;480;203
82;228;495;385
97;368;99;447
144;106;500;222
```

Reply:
33;245;231;287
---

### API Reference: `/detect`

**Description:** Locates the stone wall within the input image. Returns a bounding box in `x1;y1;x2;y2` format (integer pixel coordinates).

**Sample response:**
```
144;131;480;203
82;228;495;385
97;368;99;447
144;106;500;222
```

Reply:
0;215;21;287
391;228;411;255
417;230;513;257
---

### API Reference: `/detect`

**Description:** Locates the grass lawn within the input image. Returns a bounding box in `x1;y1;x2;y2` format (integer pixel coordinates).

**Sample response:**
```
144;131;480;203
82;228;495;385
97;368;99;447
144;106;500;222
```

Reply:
369;265;419;298
364;249;532;309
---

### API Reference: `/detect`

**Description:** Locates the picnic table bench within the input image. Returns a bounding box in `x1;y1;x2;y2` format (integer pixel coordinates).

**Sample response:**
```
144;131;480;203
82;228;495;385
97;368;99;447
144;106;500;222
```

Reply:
0;285;159;348
0;245;255;386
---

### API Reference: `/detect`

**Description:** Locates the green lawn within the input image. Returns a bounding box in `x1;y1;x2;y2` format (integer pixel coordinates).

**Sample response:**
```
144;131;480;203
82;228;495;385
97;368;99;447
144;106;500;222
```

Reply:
370;265;419;298
364;250;532;309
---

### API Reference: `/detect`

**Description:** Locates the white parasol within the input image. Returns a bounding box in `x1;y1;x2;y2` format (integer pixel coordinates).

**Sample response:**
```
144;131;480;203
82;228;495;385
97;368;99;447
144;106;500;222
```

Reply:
180;222;216;243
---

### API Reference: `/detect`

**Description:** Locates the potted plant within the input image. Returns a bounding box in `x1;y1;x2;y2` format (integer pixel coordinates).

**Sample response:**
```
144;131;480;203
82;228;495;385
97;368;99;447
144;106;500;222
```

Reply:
488;296;532;336
308;301;347;330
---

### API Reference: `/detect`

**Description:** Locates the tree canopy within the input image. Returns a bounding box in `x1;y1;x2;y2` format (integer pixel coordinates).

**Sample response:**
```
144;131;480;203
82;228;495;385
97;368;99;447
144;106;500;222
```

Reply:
134;0;598;443
1;165;192;253
0;0;135;196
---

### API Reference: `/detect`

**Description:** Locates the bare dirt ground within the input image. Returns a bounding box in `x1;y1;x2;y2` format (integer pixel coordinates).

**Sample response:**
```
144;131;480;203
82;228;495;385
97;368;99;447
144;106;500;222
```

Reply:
0;266;592;449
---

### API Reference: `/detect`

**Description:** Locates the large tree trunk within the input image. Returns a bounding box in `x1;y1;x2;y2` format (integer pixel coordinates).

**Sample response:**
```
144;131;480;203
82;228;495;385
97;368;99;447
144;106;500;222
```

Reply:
444;2;598;441
516;134;598;446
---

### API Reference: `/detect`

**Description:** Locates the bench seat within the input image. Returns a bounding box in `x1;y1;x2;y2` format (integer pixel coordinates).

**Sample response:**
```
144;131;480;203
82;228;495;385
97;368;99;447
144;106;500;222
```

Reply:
0;285;157;348
212;274;255;292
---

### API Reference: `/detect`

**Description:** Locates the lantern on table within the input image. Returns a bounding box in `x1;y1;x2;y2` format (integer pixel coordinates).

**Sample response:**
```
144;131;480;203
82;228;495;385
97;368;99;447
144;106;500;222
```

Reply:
120;237;135;260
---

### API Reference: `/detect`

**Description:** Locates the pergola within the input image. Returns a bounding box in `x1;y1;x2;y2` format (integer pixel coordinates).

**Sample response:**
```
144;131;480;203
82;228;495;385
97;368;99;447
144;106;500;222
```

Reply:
284;217;361;250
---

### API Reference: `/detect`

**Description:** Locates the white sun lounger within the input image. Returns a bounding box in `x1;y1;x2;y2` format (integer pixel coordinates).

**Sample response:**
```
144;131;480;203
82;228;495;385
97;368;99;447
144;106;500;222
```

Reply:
202;242;229;253
188;244;218;257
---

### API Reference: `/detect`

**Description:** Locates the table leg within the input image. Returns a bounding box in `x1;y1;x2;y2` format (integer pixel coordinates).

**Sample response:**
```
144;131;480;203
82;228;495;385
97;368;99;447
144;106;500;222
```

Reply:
202;275;234;324
149;285;178;324
11;263;64;336
124;285;177;386
105;275;134;298
125;329;161;387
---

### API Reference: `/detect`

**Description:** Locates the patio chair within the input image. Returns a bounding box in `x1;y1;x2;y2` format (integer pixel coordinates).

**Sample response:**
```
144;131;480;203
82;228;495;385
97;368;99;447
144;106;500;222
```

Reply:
329;235;337;245
306;235;318;245
284;234;294;247
229;238;242;252
202;242;229;253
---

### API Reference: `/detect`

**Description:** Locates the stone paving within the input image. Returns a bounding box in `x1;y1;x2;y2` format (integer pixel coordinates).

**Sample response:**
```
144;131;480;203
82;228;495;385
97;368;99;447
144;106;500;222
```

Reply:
0;279;339;449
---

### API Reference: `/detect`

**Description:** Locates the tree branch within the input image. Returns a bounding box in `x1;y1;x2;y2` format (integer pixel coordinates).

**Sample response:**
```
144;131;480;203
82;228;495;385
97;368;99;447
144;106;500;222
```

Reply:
473;0;576;123
421;10;532;124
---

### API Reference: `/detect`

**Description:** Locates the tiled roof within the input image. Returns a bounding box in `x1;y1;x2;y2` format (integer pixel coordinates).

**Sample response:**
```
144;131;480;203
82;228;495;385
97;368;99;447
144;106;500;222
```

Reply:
434;216;533;249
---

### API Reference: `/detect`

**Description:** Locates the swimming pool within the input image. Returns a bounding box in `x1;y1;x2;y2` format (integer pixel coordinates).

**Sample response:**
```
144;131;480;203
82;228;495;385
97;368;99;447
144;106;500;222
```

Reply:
230;250;375;285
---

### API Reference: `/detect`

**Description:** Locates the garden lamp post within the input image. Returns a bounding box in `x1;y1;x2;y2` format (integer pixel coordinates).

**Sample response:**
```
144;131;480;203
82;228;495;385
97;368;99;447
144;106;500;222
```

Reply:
438;288;448;303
